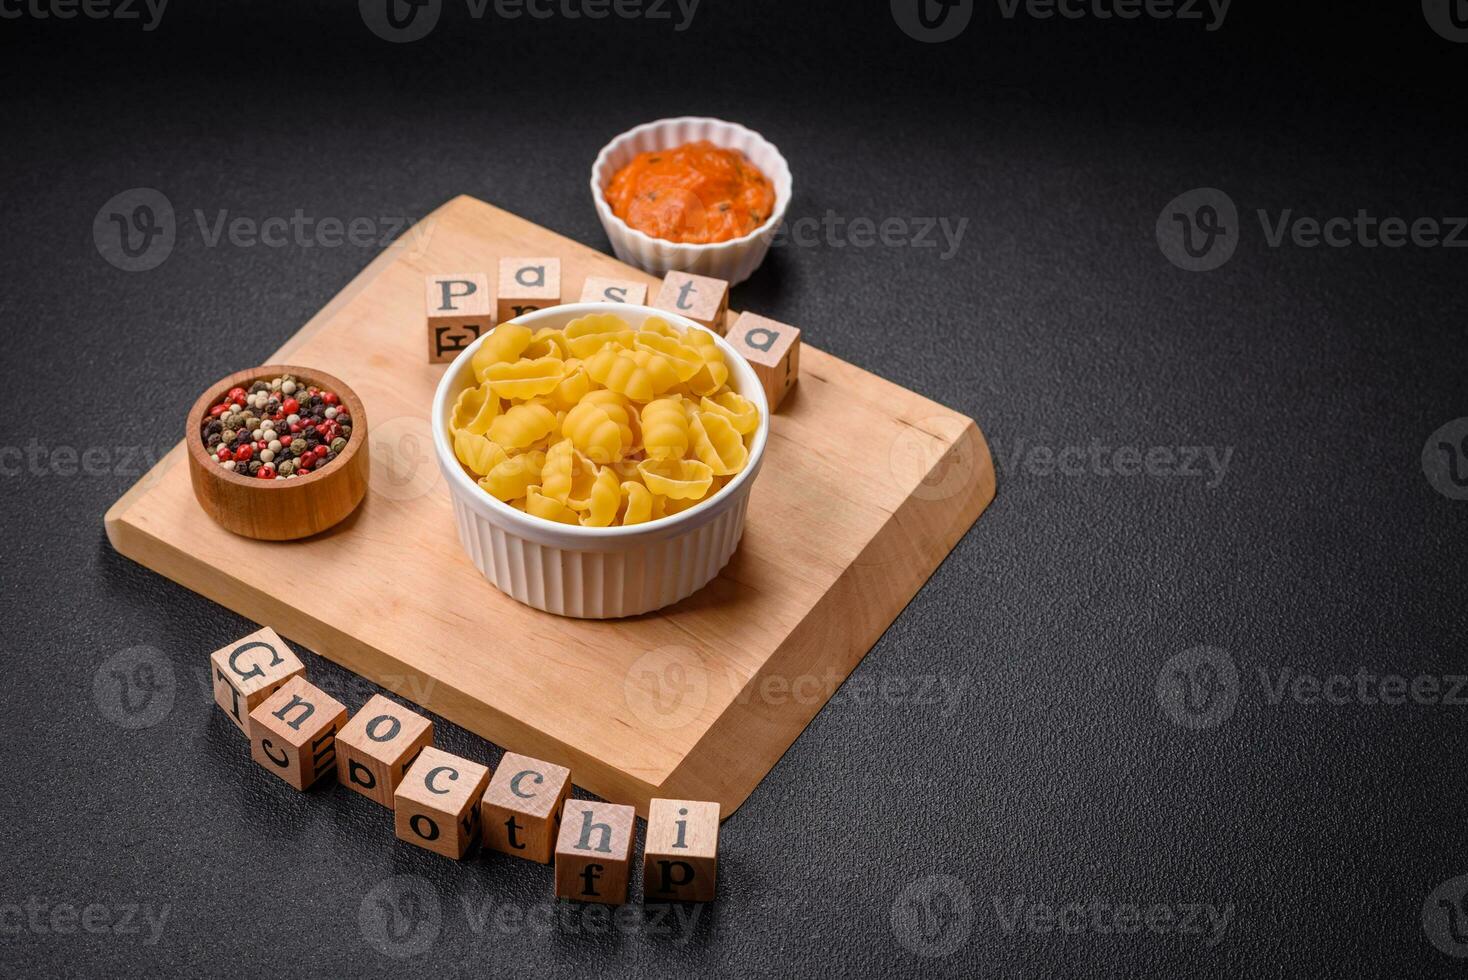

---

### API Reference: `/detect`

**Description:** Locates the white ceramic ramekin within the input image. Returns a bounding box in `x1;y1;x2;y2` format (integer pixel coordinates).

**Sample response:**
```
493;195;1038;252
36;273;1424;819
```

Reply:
432;303;771;619
590;117;793;286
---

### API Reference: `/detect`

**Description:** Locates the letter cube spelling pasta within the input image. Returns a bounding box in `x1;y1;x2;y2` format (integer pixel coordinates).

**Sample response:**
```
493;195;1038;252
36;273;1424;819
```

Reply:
446;313;760;527
727;311;800;411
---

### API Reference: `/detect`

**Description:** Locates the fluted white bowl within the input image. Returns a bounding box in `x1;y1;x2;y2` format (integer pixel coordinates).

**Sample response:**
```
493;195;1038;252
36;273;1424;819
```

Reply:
432;303;770;619
590;117;793;286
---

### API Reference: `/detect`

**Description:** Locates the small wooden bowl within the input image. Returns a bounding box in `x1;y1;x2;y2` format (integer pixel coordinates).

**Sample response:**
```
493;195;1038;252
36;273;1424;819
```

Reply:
185;364;369;541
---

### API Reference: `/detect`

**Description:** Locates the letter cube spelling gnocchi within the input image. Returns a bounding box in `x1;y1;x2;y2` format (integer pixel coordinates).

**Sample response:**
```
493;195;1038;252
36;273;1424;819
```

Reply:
334;694;434;807
210;627;306;736
479;751;572;864
653;270;730;334
497;258;562;321
643;798;720;902
248;676;348;791
426;273;494;364
554;800;636;905
579;276;648;306
727;311;801;411
393;746;490;859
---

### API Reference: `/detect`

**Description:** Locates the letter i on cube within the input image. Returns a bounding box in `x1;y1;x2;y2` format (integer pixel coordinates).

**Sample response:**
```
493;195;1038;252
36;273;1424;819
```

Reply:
643;798;720;902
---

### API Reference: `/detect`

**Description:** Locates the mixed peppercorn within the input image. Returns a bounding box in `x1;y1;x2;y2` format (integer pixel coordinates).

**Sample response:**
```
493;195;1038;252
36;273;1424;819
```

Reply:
201;375;351;480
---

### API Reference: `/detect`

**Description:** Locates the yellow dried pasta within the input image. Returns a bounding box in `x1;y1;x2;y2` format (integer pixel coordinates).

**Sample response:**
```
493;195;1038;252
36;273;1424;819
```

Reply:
451;382;500;435
451;316;760;526
690;411;748;476
484;356;565;400
487;402;558;450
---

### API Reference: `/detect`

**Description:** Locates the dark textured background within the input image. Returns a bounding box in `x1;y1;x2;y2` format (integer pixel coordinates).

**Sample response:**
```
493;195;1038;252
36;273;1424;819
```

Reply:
3;0;1466;976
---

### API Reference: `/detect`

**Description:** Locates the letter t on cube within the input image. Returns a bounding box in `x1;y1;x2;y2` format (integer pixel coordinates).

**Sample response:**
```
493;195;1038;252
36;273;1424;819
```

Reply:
480;751;572;863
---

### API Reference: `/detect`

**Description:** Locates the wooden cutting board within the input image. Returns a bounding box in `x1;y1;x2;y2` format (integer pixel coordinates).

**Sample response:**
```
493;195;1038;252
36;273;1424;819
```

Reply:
105;195;995;818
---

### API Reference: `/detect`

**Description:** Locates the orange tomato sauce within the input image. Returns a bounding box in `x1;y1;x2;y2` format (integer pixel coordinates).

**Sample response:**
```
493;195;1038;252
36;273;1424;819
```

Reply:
605;140;776;245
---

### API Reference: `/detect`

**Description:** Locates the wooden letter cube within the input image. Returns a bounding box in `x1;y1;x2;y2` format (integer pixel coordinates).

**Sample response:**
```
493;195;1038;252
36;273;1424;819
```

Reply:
334;694;434;807
653;271;729;334
426;273;494;364
579;276;648;306
248;676;348;791
497;257;562;321
480;751;572;864
643;798;720;902
728;311;801;411
394;746;490;859
554;800;636;905
210;627;305;736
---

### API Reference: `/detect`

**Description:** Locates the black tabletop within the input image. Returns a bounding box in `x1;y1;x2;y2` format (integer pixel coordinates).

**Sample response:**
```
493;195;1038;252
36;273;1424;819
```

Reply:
4;1;1467;976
